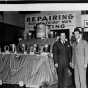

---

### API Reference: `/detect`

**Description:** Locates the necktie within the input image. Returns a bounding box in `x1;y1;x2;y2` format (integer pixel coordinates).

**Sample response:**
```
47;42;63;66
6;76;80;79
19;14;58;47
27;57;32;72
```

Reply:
63;41;65;45
76;40;78;45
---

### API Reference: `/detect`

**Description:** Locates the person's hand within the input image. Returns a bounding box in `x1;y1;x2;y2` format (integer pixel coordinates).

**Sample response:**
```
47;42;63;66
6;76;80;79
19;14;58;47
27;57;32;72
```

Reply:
84;64;87;68
55;63;58;68
70;62;74;69
48;53;53;58
50;53;53;58
68;69;72;76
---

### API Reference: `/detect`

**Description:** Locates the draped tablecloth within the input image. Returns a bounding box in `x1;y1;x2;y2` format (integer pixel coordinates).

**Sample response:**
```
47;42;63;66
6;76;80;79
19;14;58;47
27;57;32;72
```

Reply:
0;53;57;87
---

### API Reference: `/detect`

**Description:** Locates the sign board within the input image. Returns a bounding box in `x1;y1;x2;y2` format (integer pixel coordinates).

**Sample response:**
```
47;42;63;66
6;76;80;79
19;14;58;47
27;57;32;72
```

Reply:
25;13;76;33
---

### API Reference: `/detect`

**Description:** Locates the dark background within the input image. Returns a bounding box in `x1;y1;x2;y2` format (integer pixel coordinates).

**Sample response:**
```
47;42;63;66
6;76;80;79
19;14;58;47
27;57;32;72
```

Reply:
0;0;87;4
0;22;23;48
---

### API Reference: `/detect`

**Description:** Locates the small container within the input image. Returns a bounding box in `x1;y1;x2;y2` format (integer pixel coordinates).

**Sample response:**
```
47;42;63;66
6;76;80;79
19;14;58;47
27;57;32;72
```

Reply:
19;81;24;87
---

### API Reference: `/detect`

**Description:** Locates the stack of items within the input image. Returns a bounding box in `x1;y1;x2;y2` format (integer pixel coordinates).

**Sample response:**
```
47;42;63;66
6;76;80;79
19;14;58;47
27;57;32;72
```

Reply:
0;80;26;88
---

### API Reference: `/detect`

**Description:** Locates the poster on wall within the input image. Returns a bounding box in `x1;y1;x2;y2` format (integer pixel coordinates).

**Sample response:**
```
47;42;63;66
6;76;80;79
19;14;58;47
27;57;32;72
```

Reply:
84;20;88;32
84;20;88;27
81;15;88;32
25;12;76;34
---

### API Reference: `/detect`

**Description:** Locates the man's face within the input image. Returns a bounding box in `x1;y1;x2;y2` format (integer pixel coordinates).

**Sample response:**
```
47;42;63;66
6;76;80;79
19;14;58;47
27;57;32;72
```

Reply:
60;33;66;41
74;31;80;40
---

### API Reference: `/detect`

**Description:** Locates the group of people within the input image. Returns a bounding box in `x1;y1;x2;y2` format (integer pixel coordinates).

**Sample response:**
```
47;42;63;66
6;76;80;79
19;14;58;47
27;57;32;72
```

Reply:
52;27;88;88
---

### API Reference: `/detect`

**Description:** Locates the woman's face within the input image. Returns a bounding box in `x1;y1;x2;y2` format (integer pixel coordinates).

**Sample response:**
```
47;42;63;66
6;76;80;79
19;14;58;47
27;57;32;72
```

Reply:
74;31;80;40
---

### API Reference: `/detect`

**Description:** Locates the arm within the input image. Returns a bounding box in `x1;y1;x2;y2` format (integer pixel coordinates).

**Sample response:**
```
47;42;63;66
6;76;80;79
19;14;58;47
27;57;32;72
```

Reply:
68;43;72;63
70;44;75;69
84;41;88;68
52;42;59;67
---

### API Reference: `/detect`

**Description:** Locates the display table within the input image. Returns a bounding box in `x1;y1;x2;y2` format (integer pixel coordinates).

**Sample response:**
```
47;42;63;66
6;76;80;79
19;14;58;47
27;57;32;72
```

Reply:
0;53;57;87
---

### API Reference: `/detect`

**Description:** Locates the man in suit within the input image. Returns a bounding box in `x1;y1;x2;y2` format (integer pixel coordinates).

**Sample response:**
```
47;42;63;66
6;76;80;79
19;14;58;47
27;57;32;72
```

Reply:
52;32;72;88
71;28;88;88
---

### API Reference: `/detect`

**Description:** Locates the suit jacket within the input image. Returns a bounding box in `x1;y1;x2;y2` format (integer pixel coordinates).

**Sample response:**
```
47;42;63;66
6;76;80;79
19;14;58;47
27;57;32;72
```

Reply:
52;39;72;67
72;39;88;67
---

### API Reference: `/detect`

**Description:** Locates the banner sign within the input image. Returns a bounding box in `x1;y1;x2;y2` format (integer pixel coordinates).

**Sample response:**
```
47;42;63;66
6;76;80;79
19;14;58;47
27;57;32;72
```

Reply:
25;13;76;31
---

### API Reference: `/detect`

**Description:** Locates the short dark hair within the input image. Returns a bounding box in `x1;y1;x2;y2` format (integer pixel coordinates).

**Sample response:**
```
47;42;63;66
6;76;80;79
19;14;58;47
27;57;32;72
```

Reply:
74;27;82;34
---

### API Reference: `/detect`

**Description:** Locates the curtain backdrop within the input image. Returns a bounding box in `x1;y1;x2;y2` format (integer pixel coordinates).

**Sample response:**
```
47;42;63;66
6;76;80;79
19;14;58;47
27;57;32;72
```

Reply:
0;54;57;87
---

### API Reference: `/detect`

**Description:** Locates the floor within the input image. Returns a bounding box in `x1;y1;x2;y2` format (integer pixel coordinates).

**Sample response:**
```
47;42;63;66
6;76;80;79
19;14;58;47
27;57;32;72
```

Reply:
47;68;75;88
1;68;88;88
49;67;88;88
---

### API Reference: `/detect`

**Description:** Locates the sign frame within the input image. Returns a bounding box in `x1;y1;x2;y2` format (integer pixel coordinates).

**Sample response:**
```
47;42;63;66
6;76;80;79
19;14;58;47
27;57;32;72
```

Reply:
84;20;88;27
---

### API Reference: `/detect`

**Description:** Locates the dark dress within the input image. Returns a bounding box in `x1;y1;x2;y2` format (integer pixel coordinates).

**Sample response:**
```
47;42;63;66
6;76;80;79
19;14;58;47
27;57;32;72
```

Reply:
52;39;72;88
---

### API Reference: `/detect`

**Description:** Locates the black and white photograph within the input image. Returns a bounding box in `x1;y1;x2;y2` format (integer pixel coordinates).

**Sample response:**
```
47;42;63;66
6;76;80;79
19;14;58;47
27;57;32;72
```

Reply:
0;10;88;88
